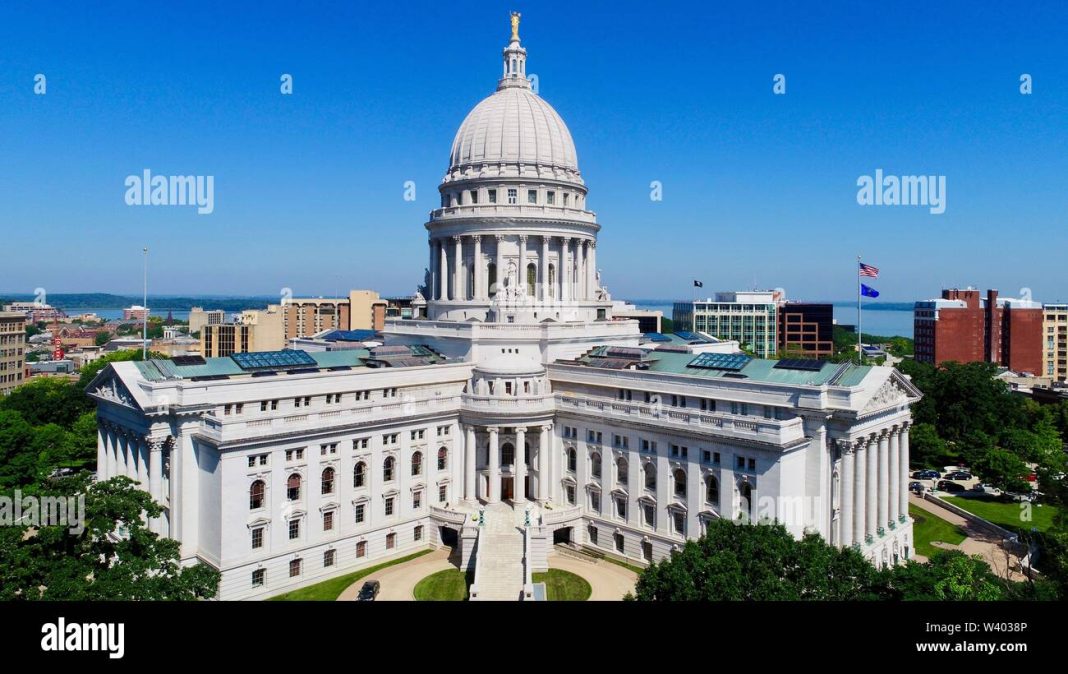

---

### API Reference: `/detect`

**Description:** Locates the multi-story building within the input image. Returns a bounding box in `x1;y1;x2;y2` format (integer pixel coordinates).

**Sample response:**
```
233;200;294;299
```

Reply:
0;311;27;395
123;305;150;321
611;302;662;333
201;306;285;358
777;302;834;358
673;291;781;358
282;290;388;340
914;288;1043;373
89;17;919;600
189;307;227;335
1043;304;1068;382
3;301;65;324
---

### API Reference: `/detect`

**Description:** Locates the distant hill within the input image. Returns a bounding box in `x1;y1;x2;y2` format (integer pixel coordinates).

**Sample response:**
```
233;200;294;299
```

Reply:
0;293;277;312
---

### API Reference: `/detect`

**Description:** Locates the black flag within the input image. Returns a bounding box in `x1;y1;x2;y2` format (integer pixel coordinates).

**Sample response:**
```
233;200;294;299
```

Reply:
693;280;703;288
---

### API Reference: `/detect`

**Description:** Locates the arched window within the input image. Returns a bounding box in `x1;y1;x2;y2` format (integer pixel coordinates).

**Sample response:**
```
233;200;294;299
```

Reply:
705;475;719;504
287;473;302;501
617;457;629;485
437;447;448;470
411;451;423;476
591;452;601;478
526;263;537;297
383;456;395;482
321;467;335;495
674;469;686;497
488;263;498;297
353;462;366;488
644;462;656;490
501;443;515;466
566;447;576;473
739;482;754;520
249;480;265;509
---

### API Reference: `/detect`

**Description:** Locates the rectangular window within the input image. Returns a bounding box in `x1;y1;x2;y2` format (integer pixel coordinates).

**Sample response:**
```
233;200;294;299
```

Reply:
356;540;367;558
736;456;746;470
563;193;570;207
643;503;655;528
385;497;395;516
616;497;627;519
590;491;601;512
324;549;336;567
546;191;555;205
414;525;423;541
470;189;478;204
488;189;497;203
748;458;756;472
288;519;300;540
354;504;365;524
413;492;422;509
439;485;447;502
251;527;263;549
289;559;301;577
527;189;537;204
248;456;256;468
673;511;685;535
566;485;576;505
252;569;265;587
323;511;334;531
507;188;517;204
588;525;598;545
386;533;396;550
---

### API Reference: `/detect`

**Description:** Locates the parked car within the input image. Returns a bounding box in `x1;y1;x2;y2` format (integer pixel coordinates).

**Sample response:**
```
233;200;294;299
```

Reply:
972;483;1001;496
945;471;973;481
909;481;925;493
355;580;380;601
914;469;941;479
937;480;966;493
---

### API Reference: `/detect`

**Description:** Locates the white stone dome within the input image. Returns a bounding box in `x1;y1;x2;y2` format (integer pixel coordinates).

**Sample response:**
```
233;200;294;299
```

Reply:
448;87;578;173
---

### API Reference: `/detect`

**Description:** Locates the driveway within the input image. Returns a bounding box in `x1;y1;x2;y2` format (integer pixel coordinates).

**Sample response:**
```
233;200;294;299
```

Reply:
545;553;639;600
336;547;459;601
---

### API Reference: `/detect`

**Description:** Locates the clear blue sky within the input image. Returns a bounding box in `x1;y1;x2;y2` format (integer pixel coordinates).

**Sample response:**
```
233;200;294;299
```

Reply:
2;0;1066;303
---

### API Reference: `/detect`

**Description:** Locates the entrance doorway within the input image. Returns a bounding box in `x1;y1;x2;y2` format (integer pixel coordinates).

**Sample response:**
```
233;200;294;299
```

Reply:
501;477;514;501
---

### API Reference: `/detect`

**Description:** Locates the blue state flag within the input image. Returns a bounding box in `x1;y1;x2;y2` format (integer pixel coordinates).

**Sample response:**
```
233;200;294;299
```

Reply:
860;283;879;298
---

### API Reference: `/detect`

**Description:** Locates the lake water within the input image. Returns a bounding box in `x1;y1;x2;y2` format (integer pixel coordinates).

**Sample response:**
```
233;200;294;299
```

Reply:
625;301;914;339
63;308;192;321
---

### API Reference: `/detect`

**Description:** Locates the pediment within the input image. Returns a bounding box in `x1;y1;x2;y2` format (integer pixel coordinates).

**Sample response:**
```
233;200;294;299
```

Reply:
89;371;142;411
859;370;922;415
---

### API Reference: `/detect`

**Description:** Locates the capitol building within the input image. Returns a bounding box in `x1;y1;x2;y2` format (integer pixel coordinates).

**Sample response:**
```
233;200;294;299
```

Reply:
88;16;920;600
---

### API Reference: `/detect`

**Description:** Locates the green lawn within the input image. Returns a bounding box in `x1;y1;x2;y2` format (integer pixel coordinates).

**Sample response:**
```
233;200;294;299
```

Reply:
268;549;431;601
532;569;592;601
413;568;469;601
909;503;967;558
943;495;1060;535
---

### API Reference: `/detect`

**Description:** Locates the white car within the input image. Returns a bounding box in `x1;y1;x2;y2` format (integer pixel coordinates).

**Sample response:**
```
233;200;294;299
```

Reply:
973;483;1001;496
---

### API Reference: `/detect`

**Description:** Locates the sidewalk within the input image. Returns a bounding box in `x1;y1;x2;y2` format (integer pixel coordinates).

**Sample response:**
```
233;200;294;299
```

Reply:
336;547;458;601
909;494;1026;581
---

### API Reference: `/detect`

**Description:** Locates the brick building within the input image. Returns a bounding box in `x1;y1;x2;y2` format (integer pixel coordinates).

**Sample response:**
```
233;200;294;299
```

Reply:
914;288;1043;373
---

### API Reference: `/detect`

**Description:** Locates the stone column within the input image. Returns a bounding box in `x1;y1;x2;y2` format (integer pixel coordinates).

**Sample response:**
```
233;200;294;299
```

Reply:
559;237;570;302
587;241;597;300
898;423;910;521
518;235;528;297
120;433;133;479
487;426;500;504
839;440;854;548
452;236;462;302
429;239;437;302
866;435;878;541
465;425;477;502
96;425;107;479
494;235;504;298
439;239;450;301
515;427;526;503
656;451;671;535
889;425;900;525
538;425;551;502
472;235;483;300
878;430;889;532
686;462;701;535
137;437;149;488
106;428;117;478
853;438;866;545
540;236;550;302
149;437;164;533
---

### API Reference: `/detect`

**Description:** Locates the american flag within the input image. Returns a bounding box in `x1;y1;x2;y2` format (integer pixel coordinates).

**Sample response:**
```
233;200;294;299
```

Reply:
858;262;879;278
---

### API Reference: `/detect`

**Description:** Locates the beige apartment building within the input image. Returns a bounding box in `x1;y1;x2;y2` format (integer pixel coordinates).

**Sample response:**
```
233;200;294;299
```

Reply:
188;307;227;335
1044;304;1068;382
283;290;387;339
201;305;285;358
0;312;27;395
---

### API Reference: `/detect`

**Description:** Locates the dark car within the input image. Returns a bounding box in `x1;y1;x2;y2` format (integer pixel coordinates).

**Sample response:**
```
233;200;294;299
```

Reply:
937;480;966;493
909;481;925;493
914;469;940;479
945;471;972;481
356;580;380;601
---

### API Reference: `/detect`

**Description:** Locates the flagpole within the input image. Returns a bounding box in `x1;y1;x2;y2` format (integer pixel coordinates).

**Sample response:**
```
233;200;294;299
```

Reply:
856;254;862;364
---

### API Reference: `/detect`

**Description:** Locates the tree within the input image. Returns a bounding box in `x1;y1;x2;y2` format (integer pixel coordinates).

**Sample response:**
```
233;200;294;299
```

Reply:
0;475;219;600
883;551;1004;600
628;519;885;601
94;330;111;347
967;447;1032;494
0;377;92;428
0;410;39;489
909;423;950;468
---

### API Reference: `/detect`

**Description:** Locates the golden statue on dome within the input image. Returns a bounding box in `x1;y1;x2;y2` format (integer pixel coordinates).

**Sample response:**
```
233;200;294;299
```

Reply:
510;11;521;41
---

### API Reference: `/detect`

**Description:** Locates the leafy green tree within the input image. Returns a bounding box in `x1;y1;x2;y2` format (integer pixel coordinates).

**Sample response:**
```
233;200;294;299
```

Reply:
0;377;92;428
628;519;885;601
0;410;39;489
883;551;1004;600
909;423;949;468
0;475;219;600
94;330;111;346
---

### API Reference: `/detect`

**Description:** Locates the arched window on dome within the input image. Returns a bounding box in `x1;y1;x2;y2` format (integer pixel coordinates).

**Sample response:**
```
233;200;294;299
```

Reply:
488;263;497;297
526;263;537;297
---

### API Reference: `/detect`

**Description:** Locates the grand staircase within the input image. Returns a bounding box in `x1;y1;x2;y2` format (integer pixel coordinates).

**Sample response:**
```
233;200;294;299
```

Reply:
472;503;527;600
